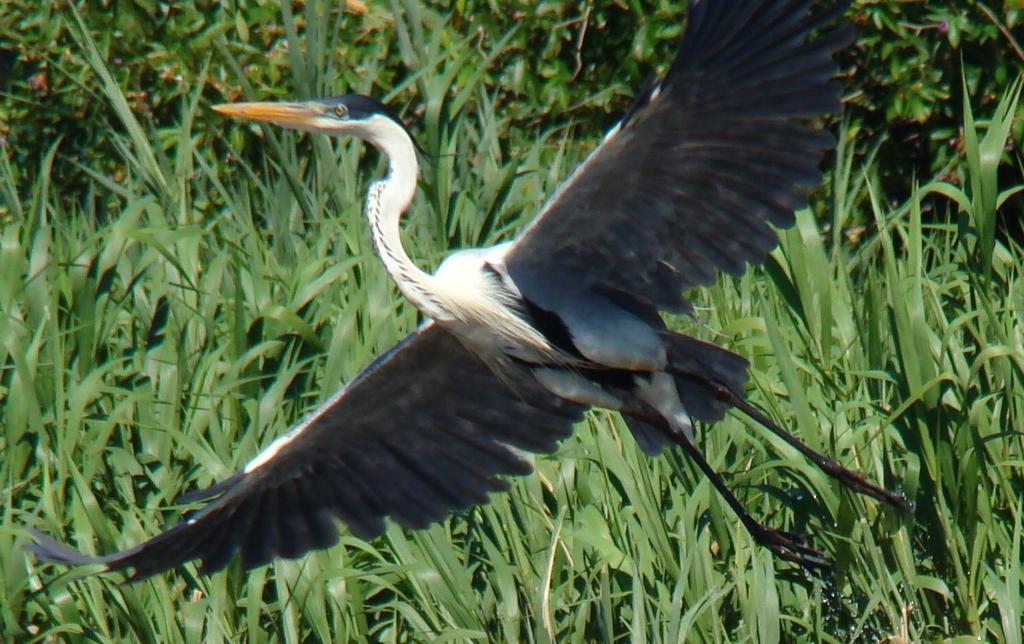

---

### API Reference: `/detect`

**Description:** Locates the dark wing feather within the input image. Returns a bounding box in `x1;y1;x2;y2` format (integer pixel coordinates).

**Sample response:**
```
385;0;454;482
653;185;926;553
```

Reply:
27;323;584;581
504;0;852;313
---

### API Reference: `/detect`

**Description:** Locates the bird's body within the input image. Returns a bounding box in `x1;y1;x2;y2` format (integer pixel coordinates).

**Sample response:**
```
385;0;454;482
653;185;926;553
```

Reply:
360;115;565;368
28;0;908;581
354;99;716;449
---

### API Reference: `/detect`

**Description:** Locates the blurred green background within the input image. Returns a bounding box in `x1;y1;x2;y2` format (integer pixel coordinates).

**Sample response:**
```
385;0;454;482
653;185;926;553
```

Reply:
3;1;1022;201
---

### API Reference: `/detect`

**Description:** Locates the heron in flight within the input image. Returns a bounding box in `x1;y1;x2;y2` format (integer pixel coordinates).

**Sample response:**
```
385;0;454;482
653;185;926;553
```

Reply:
29;0;905;580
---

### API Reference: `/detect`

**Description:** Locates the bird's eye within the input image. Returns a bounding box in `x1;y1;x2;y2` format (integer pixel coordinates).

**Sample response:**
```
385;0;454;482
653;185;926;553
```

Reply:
334;105;348;118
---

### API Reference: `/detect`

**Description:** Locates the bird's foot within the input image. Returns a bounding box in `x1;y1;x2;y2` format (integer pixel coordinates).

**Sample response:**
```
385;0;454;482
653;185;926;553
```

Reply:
748;524;831;572
815;457;910;511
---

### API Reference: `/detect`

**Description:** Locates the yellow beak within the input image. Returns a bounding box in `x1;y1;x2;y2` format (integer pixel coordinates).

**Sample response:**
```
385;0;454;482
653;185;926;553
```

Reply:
212;102;323;128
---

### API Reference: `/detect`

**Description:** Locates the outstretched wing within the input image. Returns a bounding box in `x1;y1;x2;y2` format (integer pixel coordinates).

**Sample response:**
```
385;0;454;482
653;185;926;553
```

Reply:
504;0;851;313
27;323;585;581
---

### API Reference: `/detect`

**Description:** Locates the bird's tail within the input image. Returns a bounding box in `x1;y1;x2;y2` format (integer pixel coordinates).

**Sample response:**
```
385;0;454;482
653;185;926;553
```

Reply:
644;331;908;510
659;331;750;423
621;332;749;455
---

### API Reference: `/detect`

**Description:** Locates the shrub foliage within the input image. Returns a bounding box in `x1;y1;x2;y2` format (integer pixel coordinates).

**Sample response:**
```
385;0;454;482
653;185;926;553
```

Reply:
2;1;1021;197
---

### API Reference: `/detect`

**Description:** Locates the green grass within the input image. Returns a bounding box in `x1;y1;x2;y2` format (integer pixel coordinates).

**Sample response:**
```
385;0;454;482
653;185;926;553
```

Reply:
3;3;1024;642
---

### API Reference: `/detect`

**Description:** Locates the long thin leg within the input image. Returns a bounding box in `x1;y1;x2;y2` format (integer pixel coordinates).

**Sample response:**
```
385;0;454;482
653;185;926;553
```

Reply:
662;420;832;571
671;370;909;512
619;402;831;571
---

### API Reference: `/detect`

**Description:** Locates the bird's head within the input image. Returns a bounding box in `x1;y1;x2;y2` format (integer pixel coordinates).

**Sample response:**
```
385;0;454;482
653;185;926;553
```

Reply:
213;94;414;151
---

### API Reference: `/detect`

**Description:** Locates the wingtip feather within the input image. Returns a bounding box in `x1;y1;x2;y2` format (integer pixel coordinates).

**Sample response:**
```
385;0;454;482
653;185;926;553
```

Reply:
24;528;108;568
174;471;246;505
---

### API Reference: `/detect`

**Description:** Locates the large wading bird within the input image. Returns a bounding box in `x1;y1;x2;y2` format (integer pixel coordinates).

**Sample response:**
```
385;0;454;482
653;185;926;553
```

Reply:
29;0;906;581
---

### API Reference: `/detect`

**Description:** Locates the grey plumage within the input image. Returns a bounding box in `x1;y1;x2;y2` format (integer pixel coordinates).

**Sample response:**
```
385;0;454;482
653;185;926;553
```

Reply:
506;0;853;314
28;324;584;580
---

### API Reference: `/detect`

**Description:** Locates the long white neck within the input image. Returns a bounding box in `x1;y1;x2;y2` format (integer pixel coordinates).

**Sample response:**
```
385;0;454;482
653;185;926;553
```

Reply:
359;117;559;362
362;120;450;320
